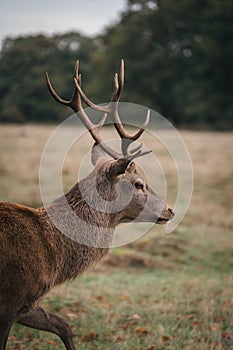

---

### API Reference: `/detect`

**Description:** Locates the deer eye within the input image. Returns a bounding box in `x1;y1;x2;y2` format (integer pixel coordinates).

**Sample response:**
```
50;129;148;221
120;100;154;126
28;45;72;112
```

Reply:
135;180;144;190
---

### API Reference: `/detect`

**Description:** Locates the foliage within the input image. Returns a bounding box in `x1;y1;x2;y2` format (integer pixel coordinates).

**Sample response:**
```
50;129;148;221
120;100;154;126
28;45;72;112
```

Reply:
0;33;96;123
0;0;232;129
92;0;233;129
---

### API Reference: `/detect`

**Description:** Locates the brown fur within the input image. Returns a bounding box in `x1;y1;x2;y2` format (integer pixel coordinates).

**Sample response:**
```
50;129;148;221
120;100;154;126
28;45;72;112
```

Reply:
0;154;173;349
0;59;175;349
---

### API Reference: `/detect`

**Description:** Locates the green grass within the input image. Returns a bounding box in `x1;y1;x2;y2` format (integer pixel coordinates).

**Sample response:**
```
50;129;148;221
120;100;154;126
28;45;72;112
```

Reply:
9;269;233;349
1;125;232;349
8;227;233;350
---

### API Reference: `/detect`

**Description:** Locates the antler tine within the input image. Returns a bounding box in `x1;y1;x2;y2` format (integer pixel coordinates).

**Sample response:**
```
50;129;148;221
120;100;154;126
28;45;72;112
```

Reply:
75;104;120;159
112;106;150;140
74;65;123;158
73;60;151;159
113;108;150;157
73;59;124;112
46;60;82;113
73;78;120;158
74;60;79;80
126;148;152;161
46;60;104;131
109;73;119;104
73;60;150;155
69;60;83;112
46;62;121;159
47;60;151;161
109;59;124;103
73;78;109;113
118;59;124;100
46;72;71;108
107;61;150;157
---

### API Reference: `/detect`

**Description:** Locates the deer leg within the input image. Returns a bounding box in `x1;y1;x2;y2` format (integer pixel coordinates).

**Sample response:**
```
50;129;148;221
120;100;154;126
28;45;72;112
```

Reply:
0;314;15;350
17;306;76;350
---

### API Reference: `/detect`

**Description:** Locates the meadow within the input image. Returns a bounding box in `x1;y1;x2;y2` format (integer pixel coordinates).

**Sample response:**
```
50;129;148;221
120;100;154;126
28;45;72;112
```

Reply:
0;124;232;350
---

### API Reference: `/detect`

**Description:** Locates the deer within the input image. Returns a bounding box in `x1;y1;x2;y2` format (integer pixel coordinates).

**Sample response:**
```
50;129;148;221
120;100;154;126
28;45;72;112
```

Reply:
0;60;174;350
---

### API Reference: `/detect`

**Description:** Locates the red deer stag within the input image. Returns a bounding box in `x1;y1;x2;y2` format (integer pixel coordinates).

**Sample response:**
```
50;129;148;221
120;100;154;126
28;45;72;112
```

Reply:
0;60;174;350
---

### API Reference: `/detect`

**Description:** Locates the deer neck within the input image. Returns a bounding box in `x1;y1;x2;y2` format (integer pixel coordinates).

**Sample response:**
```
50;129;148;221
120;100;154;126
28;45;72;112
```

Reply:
42;173;119;251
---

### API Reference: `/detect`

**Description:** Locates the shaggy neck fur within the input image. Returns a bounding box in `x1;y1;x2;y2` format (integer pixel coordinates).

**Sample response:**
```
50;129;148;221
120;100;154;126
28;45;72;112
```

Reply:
39;165;121;284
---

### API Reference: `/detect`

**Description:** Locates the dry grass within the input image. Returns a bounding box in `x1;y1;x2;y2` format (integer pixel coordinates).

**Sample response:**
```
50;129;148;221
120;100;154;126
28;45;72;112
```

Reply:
0;124;233;349
0;125;232;230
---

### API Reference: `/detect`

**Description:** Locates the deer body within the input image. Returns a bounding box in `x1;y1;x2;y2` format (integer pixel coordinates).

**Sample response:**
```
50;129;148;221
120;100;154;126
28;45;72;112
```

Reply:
0;61;174;349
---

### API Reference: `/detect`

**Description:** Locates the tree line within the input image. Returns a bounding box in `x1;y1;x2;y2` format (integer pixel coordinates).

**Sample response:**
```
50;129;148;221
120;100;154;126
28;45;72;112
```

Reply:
0;0;232;130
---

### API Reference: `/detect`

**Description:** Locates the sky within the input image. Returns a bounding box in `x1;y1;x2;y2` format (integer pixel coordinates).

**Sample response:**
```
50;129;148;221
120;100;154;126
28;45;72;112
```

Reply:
0;0;126;45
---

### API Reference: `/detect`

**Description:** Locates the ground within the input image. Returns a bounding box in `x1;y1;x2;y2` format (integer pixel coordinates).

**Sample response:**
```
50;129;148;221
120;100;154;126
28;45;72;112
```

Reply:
0;125;232;349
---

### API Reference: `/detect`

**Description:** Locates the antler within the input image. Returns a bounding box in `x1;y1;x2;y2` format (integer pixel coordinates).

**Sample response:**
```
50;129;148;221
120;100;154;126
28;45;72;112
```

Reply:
46;60;151;160
46;62;119;159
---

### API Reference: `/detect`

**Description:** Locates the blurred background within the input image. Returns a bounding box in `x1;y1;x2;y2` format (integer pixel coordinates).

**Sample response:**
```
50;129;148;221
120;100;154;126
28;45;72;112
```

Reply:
0;0;232;129
1;1;233;349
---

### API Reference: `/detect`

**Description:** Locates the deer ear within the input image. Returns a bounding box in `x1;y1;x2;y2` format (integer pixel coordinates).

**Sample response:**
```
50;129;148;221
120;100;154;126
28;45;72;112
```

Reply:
127;162;136;173
91;142;110;165
107;158;131;178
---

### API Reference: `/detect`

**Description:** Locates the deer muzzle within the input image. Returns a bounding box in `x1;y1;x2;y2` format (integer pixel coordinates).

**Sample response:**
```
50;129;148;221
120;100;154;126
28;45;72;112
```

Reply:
156;206;175;224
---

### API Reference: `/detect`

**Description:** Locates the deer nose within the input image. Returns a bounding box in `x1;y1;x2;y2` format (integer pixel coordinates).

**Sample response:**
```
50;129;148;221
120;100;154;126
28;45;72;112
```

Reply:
168;207;175;218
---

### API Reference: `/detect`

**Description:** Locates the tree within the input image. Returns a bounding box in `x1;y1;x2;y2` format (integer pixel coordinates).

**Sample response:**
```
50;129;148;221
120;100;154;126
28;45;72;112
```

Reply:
0;0;232;129
89;0;233;129
0;33;97;122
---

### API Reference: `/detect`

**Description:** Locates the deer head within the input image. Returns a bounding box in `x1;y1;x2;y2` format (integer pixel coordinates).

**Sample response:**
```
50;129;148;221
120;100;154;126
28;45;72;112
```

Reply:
46;60;174;234
0;61;175;350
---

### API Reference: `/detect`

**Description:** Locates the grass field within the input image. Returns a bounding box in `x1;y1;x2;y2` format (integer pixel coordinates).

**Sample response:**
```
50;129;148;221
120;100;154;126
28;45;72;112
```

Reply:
0;124;232;349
